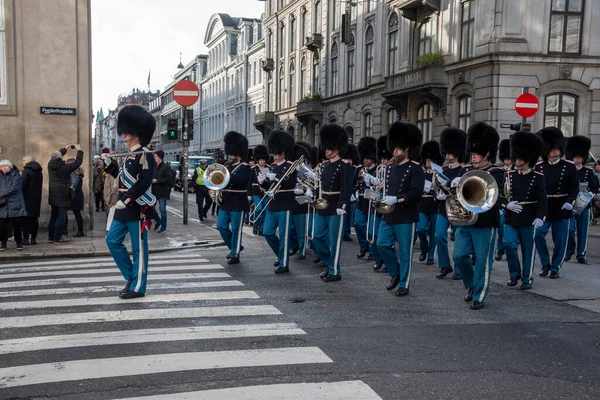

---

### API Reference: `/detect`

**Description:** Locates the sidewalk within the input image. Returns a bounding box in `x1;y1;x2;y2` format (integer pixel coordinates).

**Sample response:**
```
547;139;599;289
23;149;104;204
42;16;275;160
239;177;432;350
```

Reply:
0;209;224;261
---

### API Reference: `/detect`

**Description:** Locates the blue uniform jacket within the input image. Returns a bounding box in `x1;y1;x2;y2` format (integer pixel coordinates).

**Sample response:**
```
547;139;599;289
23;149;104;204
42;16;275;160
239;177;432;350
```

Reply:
382;159;424;225
576;166;599;209
503;169;547;227
357;164;378;214
457;163;505;228
437;164;462;217
419;169;437;215
261;160;297;212
535;159;578;221
220;162;253;212
316;158;354;216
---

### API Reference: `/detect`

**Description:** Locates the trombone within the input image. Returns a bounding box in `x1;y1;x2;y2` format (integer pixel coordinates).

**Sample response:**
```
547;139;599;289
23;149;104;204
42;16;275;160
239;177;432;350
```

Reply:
362;164;384;244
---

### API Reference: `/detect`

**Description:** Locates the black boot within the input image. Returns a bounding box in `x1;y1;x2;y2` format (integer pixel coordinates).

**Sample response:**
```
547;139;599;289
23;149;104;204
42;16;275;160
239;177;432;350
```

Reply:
74;231;84;238
373;261;384;271
386;276;400;291
436;266;453;279
495;249;504;261
357;249;367;259
419;252;427;262
464;288;474;302
507;277;520;287
120;280;132;294
539;264;550;277
21;238;30;246
470;300;484;310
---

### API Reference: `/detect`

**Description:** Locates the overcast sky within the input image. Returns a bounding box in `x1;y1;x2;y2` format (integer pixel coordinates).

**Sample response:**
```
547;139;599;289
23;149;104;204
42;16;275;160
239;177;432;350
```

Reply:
91;0;265;116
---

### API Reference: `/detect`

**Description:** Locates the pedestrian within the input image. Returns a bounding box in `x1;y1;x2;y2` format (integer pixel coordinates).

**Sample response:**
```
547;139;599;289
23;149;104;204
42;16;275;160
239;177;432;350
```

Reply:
21;154;43;245
47;144;84;243
0;159;27;251
152;150;171;233
65;158;85;237
192;159;212;221
93;160;105;212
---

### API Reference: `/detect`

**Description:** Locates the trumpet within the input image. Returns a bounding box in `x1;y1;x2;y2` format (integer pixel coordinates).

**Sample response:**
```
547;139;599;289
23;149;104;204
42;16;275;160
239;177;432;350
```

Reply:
374;164;395;214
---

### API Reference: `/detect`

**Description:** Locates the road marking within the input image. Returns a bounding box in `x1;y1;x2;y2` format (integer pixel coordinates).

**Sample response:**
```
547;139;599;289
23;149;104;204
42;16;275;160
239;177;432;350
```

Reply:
0;264;224;279
0;323;305;354
0;255;210;269
120;381;383;400
0;273;232;289
0;291;260;310
0;305;282;328
0;280;244;298
0;347;332;388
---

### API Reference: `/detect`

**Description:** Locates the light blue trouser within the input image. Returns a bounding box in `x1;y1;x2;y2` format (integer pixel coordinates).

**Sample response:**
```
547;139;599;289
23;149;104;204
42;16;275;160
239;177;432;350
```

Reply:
252;195;267;234
453;227;497;303
369;214;383;262
289;213;307;257
417;212;437;261
435;214;451;269
217;210;244;257
535;219;569;273
156;196;167;231
354;207;369;252
497;212;505;252
504;224;536;284
377;221;416;289
264;210;293;268
313;213;344;276
106;219;148;294
567;208;589;260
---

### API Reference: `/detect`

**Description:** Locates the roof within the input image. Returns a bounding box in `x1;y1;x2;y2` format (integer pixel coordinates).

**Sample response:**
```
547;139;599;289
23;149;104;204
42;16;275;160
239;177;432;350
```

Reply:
97;108;104;122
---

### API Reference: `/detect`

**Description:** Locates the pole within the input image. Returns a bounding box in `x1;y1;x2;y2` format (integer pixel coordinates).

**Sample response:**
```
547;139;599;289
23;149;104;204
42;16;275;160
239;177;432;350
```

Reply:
182;106;189;225
522;87;529;126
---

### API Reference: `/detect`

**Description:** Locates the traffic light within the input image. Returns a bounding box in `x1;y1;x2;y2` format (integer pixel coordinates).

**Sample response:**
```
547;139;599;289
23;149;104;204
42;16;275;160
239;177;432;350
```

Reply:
167;119;178;140
186;109;194;141
521;123;532;132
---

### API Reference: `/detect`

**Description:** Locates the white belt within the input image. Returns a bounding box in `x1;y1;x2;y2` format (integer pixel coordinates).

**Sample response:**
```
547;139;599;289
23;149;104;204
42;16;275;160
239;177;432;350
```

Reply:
322;191;341;195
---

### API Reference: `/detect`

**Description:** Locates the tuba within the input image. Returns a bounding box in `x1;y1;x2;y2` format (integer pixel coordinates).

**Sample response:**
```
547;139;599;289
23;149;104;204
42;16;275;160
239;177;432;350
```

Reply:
446;170;499;226
203;163;231;202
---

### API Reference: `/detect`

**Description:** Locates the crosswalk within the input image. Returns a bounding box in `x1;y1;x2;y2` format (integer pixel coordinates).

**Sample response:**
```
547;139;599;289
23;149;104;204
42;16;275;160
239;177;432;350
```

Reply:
0;253;382;398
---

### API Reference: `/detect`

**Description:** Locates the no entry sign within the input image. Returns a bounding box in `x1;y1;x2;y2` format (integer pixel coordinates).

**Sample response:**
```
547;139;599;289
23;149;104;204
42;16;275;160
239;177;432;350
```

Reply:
173;79;200;107
515;93;539;118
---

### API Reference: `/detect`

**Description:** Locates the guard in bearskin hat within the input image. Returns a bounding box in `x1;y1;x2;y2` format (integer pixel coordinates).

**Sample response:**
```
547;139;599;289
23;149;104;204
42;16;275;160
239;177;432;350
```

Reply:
260;130;297;274
341;144;360;242
417;140;443;266
103;105;157;299
565;135;598;264
435;128;467;280
494;138;513;262
354;137;378;260
313;124;354;282
376;122;424;296
250;144;270;235
501;131;547;290
289;142;313;260
370;135;393;272
451;122;504;310
534;127;578;278
216;131;253;265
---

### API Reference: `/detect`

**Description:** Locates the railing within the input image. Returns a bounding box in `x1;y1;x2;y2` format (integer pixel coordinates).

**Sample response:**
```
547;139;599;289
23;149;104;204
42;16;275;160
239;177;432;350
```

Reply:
384;66;447;94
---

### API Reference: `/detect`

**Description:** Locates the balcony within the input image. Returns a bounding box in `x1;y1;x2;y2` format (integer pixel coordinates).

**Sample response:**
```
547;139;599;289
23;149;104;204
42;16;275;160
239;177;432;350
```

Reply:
295;98;324;125
305;33;323;52
254;112;277;139
261;58;274;72
397;0;440;23
383;66;448;114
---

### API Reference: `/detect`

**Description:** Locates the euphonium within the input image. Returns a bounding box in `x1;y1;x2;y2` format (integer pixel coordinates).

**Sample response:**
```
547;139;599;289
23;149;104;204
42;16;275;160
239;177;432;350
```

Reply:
446;170;499;226
374;162;394;214
313;164;328;210
203;163;230;190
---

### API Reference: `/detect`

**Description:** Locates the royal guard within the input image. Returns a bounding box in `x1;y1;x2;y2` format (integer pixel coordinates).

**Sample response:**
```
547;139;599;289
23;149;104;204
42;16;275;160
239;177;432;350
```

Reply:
216;131;253;265
372;135;393;272
290;141;314;260
261;130;297;274
376;122;424;296
565;136;599;264
417;140;443;265
535;127;578;279
342;144;361;242
250;145;270;236
452;123;505;310
495;138;512;261
502;132;546;290
307;145;320;263
354;137;378;260
313;124;354;282
435;128;467;280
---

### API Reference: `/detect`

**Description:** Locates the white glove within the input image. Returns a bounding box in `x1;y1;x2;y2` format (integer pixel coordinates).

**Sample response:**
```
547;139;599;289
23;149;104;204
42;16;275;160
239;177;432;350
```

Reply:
336;208;346;216
266;172;277;181
101;153;111;167
506;201;523;214
382;195;398;206
362;174;372;186
305;188;313;199
424;180;432;193
115;200;126;210
500;209;505;216
436;192;447;201
532;218;544;229
266;191;274;198
451;177;461;188
294;188;304;195
370;177;380;186
257;173;266;184
247;196;253;201
304;170;317;180
562;202;574;211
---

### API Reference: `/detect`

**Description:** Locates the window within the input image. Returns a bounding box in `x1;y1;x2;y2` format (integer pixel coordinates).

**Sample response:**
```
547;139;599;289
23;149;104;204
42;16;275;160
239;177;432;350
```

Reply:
268;30;273;57
387;109;397;131
1;0;7;105
314;123;321;146
544;93;578;137
365;26;374;85
458;96;472;131
460;0;475;59
331;43;339;95
346;126;355;144
312;53;320;94
365;113;373;137
367;0;376;13
279;24;285;58
301;125;308;141
314;1;322;34
301;10;308;42
417;103;433;140
419;18;438;56
347;48;355;91
279;66;285;109
301;57;307;96
290;16;297;52
289;61;296;105
259;61;263;84
388;29;398;75
331;0;339;31
549;0;584;53
253;61;257;86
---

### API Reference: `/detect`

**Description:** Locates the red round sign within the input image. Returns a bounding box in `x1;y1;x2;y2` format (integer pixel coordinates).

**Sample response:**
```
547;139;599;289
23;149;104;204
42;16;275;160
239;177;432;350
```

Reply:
173;79;200;107
514;93;539;118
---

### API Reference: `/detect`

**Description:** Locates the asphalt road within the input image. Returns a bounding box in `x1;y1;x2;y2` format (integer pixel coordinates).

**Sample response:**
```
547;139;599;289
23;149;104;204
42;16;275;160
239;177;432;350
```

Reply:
2;198;600;399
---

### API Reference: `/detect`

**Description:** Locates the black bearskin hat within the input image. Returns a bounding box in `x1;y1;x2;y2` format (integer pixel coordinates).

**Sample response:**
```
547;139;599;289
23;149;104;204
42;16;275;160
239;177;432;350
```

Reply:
538;127;565;162
358;137;377;162
246;147;254;163
467;122;499;163
498;139;511;162
253;145;269;162
318;147;326;163
319;124;348;156
296;140;313;160
440;128;467;160
343;144;360;166
223;131;249;159
309;146;319;167
565;135;591;163
267;130;295;159
511;131;543;168
377;135;393;161
117;105;156;147
387;122;422;161
292;143;310;162
420;140;444;165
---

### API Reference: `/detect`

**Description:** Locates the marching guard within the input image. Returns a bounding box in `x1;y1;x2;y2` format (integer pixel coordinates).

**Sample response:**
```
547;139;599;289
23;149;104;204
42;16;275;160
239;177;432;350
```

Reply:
262;130;297;274
376;122;424;296
251;145;270;236
495;139;512;261
290;141;314;260
502;132;546;290
354;137;379;259
104;105;157;299
452;123;504;310
534;127;578;279
417;140;443;265
216;131;253;265
372;136;393;272
343;144;361;242
565;136;599;264
313;124;354;282
435;128;467;279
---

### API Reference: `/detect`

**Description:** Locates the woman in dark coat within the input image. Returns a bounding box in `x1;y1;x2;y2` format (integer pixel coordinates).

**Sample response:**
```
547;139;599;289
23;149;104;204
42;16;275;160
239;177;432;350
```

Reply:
65;158;85;237
21;155;43;245
0;160;27;251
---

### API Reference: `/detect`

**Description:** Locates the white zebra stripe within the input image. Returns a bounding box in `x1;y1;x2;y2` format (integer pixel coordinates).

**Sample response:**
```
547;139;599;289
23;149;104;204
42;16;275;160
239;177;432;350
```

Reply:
0;255;209;269
0;262;223;275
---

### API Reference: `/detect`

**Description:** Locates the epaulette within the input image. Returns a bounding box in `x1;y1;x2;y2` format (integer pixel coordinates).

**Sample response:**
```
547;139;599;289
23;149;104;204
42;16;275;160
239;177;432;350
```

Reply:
536;161;544;166
565;159;575;164
411;160;419;165
585;166;594;171
534;171;544;176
